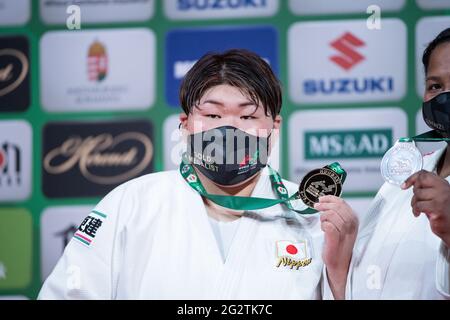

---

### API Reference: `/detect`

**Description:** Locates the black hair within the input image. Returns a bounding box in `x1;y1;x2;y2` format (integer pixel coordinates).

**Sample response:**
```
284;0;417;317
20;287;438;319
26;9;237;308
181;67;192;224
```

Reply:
179;49;282;119
422;27;450;74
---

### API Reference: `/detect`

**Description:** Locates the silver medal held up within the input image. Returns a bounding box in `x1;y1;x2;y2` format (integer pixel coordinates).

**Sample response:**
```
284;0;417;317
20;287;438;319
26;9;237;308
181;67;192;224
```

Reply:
380;141;423;186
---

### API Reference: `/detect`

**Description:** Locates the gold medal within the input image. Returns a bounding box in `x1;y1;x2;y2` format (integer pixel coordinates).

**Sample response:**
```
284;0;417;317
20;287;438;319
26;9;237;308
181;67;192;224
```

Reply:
298;167;343;208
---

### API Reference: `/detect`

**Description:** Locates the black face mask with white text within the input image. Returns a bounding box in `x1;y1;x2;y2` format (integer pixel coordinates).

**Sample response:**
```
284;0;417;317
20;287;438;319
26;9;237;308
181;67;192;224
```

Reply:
187;126;271;186
423;91;450;139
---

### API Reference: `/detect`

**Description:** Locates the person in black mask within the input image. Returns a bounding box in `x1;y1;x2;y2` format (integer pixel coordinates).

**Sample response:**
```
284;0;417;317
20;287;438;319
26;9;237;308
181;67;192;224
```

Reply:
334;28;450;299
39;49;358;300
179;49;358;300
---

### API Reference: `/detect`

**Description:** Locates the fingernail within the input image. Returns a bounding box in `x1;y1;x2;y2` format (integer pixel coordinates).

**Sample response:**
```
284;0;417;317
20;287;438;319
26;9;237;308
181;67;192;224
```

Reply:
400;182;406;189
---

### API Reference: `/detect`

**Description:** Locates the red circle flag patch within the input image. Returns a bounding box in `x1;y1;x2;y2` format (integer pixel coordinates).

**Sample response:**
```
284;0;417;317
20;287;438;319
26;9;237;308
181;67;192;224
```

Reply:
276;240;308;261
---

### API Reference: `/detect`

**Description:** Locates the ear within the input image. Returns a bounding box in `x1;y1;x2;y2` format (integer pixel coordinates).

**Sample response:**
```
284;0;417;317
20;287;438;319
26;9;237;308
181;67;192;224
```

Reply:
267;115;282;160
179;113;188;130
271;115;282;140
273;114;282;131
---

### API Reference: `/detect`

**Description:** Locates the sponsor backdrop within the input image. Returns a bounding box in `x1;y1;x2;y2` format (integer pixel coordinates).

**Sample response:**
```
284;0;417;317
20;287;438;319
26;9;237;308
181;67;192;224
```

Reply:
0;0;449;299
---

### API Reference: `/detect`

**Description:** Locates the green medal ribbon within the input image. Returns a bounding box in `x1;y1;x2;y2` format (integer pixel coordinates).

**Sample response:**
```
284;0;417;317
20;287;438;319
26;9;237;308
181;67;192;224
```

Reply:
179;154;346;215
399;130;450;143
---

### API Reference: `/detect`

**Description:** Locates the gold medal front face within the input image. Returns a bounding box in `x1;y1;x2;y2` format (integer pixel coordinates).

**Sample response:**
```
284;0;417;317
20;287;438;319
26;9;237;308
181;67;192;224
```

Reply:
298;168;342;208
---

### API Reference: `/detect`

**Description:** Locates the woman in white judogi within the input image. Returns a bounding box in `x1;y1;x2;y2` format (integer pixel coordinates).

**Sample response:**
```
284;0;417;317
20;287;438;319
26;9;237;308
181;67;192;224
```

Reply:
38;167;322;299
324;28;450;300
39;49;358;300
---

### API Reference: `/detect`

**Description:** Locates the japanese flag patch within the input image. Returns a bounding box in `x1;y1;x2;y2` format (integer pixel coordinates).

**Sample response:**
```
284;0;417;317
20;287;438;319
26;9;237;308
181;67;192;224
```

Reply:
73;210;107;247
275;240;312;270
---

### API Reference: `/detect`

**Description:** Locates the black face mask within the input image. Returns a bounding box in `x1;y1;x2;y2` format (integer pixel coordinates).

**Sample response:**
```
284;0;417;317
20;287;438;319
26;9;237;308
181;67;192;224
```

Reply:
422;91;450;138
187;125;271;186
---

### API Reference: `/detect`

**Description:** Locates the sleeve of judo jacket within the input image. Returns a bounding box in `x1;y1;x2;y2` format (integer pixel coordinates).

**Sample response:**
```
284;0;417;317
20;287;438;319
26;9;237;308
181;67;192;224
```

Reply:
38;184;127;300
436;241;450;299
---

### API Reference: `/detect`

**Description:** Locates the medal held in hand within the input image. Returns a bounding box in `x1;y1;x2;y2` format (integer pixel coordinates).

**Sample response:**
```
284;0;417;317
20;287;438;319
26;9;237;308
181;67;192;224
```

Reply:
298;164;344;209
380;140;423;186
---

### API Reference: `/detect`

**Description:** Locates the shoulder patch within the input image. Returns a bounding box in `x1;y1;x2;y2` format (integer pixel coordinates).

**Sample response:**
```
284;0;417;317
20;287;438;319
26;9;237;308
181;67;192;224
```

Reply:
73;210;107;247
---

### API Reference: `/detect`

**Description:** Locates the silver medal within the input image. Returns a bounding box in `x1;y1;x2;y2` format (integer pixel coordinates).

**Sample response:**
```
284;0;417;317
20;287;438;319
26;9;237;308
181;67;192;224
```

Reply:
380;141;423;186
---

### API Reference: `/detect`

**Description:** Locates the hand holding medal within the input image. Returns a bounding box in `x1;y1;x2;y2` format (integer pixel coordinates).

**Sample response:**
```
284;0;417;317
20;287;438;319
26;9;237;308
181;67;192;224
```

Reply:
299;163;357;296
297;163;346;209
380;140;423;186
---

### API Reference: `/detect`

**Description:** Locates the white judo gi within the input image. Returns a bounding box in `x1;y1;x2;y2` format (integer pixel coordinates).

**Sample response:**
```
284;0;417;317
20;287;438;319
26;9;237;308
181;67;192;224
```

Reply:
38;166;327;299
324;148;450;299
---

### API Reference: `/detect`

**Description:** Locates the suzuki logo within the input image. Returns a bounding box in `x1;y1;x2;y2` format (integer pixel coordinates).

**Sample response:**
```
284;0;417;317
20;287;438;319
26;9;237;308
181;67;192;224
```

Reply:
330;32;365;71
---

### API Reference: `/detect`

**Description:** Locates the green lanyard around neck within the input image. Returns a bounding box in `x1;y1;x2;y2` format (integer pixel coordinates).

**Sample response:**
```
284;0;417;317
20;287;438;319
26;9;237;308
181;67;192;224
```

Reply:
179;154;346;215
399;130;450;143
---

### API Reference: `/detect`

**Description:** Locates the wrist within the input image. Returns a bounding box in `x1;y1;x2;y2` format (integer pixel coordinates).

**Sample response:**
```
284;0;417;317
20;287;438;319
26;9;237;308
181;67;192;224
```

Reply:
325;254;352;275
325;267;347;300
326;265;348;284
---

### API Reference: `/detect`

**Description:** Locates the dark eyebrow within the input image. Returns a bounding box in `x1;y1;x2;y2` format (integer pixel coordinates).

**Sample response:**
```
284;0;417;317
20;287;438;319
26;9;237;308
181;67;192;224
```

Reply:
202;99;257;107
238;102;257;107
425;75;442;82
202;99;223;106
